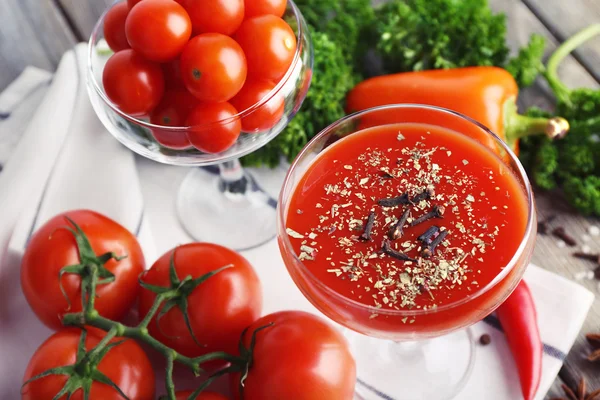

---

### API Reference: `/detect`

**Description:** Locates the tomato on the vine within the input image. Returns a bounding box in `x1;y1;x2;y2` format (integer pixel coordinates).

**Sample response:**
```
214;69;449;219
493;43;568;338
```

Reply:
125;0;192;62
180;0;244;35
103;2;130;52
180;33;247;103
103;50;164;116
138;243;261;358
230;79;284;132
244;0;286;18
21;210;145;331
176;391;228;400
22;328;155;400
234;15;296;81
231;311;356;400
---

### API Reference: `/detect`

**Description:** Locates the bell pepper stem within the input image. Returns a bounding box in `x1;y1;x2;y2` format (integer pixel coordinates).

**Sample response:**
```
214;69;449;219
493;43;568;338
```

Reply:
545;24;600;106
503;98;570;148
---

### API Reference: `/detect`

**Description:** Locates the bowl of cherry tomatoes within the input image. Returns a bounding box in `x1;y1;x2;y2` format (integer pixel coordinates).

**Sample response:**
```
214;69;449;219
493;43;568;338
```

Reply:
87;0;313;165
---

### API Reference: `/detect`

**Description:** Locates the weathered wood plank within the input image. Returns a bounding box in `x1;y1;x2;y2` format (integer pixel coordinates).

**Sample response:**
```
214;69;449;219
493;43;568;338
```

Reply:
0;0;75;91
524;0;600;84
58;0;113;40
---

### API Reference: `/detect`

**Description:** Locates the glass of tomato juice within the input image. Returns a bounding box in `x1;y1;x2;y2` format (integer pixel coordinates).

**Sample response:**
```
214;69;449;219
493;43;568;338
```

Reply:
87;0;313;250
278;104;536;399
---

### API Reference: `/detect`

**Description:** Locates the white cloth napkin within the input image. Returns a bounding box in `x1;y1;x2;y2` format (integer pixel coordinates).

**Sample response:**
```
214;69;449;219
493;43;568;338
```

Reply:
0;45;595;400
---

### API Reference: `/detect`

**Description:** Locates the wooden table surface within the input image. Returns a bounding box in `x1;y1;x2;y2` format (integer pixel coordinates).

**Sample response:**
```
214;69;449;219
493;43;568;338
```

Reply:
1;0;599;398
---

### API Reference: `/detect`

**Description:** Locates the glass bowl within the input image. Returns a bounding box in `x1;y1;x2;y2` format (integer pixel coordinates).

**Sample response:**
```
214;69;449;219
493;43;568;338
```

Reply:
87;0;313;250
277;104;537;399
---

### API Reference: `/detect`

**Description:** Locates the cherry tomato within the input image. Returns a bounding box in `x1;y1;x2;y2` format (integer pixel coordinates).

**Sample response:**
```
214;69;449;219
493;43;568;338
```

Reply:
127;0;143;8
185;102;241;153
244;0;286;18
138;243;261;358
234;15;296;81
21;210;145;331
163;59;185;89
180;34;247;103
22;328;155;400
103;2;130;52
125;0;192;62
150;89;199;148
181;0;244;35
231;311;356;400
176;391;228;400
103;50;164;116
230;79;284;132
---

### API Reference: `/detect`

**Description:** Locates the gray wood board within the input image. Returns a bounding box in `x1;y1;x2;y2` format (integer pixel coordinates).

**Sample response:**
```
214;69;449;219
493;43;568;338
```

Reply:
0;0;75;91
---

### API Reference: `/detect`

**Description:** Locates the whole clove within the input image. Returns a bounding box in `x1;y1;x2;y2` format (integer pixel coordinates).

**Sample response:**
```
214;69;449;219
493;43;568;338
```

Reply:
552;226;577;247
380;171;395;179
378;193;410;207
388;208;411;240
573;252;600;265
382;241;417;262
537;215;556;235
411;186;435;204
360;211;376;241
479;334;491;345
421;230;448;258
417;225;441;245
410;205;445;226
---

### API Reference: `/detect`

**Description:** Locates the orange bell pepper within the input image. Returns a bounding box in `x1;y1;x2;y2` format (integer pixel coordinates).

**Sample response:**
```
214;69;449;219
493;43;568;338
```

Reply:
346;66;569;155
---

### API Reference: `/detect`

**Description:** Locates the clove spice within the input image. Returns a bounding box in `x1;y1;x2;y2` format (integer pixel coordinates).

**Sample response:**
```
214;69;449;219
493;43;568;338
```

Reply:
360;211;376;241
382;240;417;262
421;230;448;258
417;225;441;245
411;186;435;204
388;208;411;240
552;226;577;247
410;205;445;226
378;193;410;207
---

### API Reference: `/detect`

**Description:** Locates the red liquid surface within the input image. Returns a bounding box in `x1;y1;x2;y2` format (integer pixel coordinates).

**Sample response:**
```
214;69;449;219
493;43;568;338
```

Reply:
283;123;530;337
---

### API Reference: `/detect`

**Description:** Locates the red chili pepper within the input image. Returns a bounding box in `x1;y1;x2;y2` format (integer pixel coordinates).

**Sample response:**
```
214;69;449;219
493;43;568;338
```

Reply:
496;281;542;400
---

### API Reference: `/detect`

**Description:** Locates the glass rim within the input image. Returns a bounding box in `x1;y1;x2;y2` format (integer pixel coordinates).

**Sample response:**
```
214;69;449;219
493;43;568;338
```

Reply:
277;104;535;317
87;0;307;132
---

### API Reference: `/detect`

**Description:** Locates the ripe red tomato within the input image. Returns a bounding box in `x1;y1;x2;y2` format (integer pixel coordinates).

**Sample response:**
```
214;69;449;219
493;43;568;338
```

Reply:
231;311;356;400
104;2;130;52
230;79;284;132
150;89;199;148
176;391;228;400
163;59;185;89
185;102;242;153
244;0;286;18
21;210;145;331
125;0;192;62
180;34;247;103
22;328;155;400
181;0;244;35
103;50;164;116
127;0;143;8
234;15;296;81
138;243;261;358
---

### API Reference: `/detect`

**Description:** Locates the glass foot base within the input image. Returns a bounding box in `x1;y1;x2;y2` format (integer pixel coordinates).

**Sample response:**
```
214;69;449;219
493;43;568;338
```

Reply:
176;167;277;251
347;328;475;400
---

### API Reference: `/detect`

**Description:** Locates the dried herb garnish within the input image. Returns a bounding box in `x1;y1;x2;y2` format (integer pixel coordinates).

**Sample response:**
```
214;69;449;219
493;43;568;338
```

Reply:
552;226;577;247
421;230;448;258
382;240;417;262
388;208;411;240
411;186;435;203
417;225;441;245
377;193;410;207
410;205;445;226
360;211;376;241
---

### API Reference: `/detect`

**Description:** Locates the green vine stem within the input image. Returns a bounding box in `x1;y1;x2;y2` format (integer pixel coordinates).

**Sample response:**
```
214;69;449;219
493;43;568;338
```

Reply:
27;219;249;400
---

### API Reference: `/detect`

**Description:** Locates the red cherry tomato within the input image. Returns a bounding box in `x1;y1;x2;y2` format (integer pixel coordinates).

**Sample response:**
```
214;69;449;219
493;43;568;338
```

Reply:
234;15;296;81
230;79;284;132
125;0;192;62
185;102;242;153
150;89;199;148
163;59;185;89
181;0;244;35
103;49;164;116
103;2;130;52
127;0;143;8
176;391;228;400
138;243;261;358
180;33;247;103
231;311;356;400
20;210;146;330
22;328;155;400
244;0;286;18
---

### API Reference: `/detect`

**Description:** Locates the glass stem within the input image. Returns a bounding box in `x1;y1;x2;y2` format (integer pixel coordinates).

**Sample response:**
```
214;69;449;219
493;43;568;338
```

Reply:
218;159;248;196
